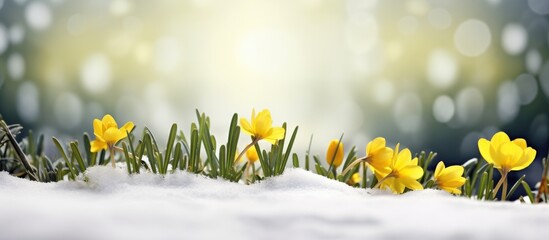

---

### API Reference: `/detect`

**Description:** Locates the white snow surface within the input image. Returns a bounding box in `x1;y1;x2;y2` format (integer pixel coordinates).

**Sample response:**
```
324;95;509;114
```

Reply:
1;167;549;240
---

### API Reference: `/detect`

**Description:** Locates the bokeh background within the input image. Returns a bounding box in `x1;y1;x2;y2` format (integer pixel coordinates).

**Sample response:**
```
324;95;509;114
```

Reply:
1;0;549;184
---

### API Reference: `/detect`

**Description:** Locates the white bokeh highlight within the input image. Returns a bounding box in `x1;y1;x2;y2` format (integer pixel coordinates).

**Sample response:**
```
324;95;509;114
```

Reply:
515;73;538;105
9;24;25;44
432;95;455;123
393;93;422;133
7;53;25;80
456;87;484;125
80;54;112;94
454;19;492;57
427;49;458;89
25;1;53;30
497;80;520;123
526;49;542;74
16;81;40;123
0;24;7;54
501;23;527;55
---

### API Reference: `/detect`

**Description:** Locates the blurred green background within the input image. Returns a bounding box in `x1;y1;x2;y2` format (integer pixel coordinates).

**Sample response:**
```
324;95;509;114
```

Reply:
1;0;549;184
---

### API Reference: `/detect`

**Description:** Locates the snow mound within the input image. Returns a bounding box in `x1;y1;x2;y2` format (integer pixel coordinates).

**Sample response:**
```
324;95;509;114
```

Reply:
0;167;549;240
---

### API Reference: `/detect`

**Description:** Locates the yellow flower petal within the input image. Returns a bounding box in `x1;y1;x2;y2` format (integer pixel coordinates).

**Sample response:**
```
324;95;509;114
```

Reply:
399;165;423;180
491;131;510;149
239;118;254;136
512;138;527;150
121;121;135;135
253;109;273;138
478;138;493;164
326;139;344;168
93;119;105;142
394;148;412;169
265;127;285;143
441;186;462;194
366;137;386;156
102;114;118;129
499;142;523;169
400;177;424;191
103;128;124;144
382;178;406;194
246;146;259;162
434;161;444;179
439;165;464;180
511;147;536;171
90;139;107;152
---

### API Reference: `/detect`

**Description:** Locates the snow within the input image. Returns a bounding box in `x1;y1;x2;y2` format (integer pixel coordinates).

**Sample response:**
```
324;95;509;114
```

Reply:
1;167;549;240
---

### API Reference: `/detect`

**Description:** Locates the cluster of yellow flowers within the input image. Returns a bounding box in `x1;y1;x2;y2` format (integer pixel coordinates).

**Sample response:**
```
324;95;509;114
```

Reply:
326;131;537;196
87;109;538;198
327;137;466;194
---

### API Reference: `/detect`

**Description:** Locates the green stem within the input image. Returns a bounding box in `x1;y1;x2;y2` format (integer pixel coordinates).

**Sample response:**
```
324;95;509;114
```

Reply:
109;146;116;168
251;163;256;184
492;170;508;200
234;139;259;165
114;146;134;158
362;162;368;188
501;173;508;201
341;157;366;176
374;173;394;189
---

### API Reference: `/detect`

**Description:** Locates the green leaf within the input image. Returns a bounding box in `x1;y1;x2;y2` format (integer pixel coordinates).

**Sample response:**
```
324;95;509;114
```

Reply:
196;111;218;178
276;125;299;175
36;133;44;156
305;134;313;171
52;137;76;180
485;165;494;200
341;146;357;170
127;131;140;174
164;123;178;174
172;142;182;172
462;158;478;177
70;141;87;173
143;133;157;174
122;142;133;174
255;143;271;177
521;180;535;203
478;172;487;200
506;175;526;200
83;133;94;166
292;153;299;168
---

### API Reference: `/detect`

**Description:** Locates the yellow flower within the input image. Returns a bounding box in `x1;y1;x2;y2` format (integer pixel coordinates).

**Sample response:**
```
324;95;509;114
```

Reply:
376;144;424;194
347;173;361;186
478;131;537;200
340;137;393;177
240;109;285;144
433;161;466;194
246;146;259;163
478;131;536;172
90;114;135;152
365;137;393;175
326;139;344;168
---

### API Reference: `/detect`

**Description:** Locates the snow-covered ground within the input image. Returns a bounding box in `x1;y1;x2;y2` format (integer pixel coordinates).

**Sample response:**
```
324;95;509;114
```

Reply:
1;167;548;240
